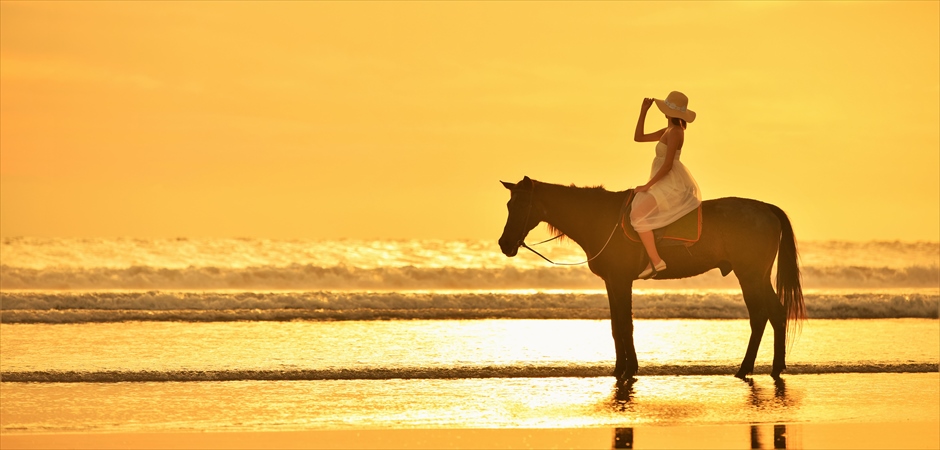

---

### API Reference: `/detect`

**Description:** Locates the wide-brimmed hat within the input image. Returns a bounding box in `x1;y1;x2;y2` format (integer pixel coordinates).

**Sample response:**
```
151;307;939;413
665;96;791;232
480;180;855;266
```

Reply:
654;91;696;123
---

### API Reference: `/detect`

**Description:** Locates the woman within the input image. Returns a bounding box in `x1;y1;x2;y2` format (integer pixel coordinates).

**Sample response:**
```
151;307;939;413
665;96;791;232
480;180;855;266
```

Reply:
631;91;702;279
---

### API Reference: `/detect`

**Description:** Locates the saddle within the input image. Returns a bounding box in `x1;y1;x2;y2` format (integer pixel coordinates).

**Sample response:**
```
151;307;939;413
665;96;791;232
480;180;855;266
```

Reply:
620;191;702;247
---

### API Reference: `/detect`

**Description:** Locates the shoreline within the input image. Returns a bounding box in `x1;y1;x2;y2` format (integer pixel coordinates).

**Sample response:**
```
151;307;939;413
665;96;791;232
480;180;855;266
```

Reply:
3;361;939;383
3;422;938;449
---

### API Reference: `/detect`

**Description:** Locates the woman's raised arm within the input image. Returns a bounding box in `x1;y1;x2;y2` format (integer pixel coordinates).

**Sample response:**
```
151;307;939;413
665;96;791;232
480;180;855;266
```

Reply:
634;97;666;143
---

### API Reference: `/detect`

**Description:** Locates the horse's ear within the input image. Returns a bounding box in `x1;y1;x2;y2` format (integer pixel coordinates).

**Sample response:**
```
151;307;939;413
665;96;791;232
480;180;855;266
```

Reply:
520;176;533;189
500;181;515;190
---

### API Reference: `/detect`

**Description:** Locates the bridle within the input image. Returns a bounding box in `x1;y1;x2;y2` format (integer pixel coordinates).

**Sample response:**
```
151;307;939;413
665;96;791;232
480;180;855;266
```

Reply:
512;183;625;266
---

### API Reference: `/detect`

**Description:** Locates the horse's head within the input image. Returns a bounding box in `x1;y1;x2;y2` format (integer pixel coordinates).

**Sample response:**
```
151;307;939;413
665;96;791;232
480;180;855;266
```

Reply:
498;176;543;257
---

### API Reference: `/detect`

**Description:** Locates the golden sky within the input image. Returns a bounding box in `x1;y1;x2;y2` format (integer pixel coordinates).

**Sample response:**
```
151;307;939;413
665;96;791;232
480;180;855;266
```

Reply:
1;1;938;240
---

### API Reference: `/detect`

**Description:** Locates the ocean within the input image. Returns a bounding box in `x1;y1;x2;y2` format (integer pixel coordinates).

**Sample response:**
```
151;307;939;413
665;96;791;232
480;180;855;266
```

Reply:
1;238;938;435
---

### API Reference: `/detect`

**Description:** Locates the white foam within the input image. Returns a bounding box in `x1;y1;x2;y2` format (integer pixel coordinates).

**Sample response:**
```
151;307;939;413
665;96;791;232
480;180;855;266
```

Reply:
3;362;936;383
2;263;938;290
1;290;936;323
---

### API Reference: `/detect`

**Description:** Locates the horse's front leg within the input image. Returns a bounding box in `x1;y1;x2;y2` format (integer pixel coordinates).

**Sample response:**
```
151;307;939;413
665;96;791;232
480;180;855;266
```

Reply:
605;278;638;381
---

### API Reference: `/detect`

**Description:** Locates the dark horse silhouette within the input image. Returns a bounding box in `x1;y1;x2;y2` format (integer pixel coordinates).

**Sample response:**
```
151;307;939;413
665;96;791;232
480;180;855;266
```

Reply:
498;176;806;381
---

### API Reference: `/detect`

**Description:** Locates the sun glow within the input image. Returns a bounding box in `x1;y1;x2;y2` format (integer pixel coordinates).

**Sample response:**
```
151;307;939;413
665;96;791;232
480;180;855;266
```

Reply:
1;2;937;240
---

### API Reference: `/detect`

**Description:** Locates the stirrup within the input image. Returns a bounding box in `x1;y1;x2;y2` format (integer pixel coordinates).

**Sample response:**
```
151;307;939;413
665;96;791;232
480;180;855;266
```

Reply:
637;260;667;280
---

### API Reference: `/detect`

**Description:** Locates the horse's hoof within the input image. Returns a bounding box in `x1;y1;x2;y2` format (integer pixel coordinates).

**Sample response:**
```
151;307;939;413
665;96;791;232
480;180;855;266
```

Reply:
613;366;626;380
734;369;751;380
615;370;634;383
622;368;637;380
615;373;633;383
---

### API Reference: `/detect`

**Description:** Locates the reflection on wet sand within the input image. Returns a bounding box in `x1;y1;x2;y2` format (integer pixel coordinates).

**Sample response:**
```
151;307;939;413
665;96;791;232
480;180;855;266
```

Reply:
613;427;634;448
609;377;803;449
609;378;637;413
612;424;796;449
611;424;795;449
609;380;635;448
745;379;799;449
750;424;793;449
746;377;801;409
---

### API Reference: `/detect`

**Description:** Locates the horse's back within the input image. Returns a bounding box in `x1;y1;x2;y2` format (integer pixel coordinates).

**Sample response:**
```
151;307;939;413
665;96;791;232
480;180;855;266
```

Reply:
702;197;784;233
700;197;786;276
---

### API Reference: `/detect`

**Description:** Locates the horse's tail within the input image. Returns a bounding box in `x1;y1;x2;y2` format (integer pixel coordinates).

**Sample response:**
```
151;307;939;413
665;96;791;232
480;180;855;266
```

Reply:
768;204;806;346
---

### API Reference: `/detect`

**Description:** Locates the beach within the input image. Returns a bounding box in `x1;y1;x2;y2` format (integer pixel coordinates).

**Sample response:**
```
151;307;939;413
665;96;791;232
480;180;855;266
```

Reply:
3;1;939;447
1;238;938;449
3;422;939;449
2;375;938;449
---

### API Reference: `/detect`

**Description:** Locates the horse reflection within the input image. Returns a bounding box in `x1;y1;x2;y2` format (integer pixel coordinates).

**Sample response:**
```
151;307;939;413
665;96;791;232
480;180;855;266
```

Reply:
612;427;634;449
750;424;790;449
605;378;799;449
612;423;792;449
609;380;636;448
748;378;799;409
747;379;796;449
609;378;637;413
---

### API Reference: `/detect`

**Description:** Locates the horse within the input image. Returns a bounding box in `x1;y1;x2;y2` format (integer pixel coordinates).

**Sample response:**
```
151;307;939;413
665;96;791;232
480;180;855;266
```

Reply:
497;176;806;381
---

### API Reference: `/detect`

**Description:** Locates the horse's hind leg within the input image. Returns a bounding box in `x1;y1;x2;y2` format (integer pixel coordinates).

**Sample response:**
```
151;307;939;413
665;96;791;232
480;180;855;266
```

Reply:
768;290;788;379
736;279;788;379
735;280;770;379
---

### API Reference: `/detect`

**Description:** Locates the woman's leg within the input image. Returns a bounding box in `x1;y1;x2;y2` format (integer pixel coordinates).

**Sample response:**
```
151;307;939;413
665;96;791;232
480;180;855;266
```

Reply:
639;230;662;266
630;194;664;267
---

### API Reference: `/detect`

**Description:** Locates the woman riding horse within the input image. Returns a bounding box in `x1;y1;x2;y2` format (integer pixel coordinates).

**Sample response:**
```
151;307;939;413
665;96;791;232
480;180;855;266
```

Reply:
632;91;702;279
497;93;805;380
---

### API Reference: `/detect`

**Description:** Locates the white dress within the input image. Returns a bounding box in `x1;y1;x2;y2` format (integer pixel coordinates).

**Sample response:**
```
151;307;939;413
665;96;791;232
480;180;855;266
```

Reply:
630;140;702;233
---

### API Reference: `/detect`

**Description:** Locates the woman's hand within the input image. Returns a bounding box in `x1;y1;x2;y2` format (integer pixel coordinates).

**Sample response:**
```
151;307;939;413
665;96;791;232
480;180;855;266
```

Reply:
635;98;665;142
635;184;651;192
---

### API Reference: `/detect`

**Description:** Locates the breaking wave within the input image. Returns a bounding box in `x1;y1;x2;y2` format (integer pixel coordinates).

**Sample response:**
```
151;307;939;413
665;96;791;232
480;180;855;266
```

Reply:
2;263;938;290
2;290;936;323
3;363;936;383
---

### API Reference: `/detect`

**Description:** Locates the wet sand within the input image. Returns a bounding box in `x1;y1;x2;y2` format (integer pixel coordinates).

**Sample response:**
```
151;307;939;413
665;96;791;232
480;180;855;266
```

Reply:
3;373;938;449
3;422;938;449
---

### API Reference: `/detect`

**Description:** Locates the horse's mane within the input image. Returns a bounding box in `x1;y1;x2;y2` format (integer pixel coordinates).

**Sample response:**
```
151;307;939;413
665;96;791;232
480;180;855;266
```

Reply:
571;183;604;189
540;182;621;240
546;223;565;239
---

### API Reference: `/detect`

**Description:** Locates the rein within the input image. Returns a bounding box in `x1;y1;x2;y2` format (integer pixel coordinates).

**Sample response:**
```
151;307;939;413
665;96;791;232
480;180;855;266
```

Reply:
515;185;627;266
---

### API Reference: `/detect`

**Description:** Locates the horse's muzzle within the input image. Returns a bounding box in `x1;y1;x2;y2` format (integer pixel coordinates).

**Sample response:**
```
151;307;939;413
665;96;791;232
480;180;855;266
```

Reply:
498;238;519;257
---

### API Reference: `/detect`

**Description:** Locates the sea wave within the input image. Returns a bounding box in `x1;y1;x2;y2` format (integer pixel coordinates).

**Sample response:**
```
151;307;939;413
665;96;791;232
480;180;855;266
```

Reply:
2;363;936;383
1;291;936;323
3;238;937;271
2;263;937;290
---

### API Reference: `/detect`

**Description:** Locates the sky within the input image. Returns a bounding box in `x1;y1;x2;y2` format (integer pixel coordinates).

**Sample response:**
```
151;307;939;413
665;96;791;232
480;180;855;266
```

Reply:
1;1;938;240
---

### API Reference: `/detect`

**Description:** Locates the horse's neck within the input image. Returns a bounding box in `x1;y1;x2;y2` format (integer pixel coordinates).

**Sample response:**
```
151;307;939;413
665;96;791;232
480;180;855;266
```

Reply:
538;184;624;250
